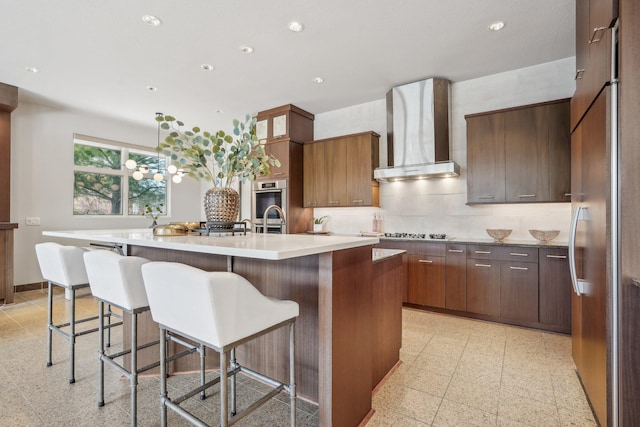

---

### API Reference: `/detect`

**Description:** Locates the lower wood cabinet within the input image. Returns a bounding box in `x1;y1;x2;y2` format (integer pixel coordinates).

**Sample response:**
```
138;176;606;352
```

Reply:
376;240;571;333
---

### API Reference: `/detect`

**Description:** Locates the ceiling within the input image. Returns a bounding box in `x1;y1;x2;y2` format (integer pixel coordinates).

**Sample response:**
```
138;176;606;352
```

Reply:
0;0;575;131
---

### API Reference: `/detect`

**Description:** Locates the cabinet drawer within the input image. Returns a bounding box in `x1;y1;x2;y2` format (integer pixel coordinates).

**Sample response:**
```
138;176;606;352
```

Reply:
466;245;498;259
409;242;446;257
498;246;539;263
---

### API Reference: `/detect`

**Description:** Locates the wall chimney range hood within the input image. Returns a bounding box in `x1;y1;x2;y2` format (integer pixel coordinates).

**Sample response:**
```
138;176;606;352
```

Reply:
374;78;460;181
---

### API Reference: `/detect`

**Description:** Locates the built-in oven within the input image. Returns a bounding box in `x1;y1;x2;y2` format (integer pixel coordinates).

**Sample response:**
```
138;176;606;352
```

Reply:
252;179;287;234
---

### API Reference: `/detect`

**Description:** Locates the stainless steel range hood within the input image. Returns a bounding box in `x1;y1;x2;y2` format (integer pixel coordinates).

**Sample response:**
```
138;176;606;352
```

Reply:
374;78;460;181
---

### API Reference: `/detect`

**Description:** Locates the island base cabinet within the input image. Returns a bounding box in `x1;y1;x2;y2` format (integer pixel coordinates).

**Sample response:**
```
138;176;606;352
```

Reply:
466;260;501;317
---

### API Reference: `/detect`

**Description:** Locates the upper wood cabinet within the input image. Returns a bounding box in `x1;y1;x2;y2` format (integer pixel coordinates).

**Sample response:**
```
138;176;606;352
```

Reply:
303;131;380;208
256;104;314;143
571;0;617;131
466;99;571;204
262;139;291;179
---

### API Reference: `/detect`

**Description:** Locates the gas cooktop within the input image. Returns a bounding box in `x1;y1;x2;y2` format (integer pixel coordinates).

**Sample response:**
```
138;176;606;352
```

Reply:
383;232;449;240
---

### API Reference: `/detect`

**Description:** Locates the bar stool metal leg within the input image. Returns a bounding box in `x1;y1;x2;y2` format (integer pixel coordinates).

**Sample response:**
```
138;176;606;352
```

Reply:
69;288;76;384
130;312;138;427
98;300;105;407
289;322;296;427
160;326;168;427
230;348;237;416
106;304;112;348
200;344;206;400
220;350;228;427
46;281;53;368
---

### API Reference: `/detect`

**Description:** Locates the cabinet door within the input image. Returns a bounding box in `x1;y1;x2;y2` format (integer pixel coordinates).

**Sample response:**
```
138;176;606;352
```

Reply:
325;138;348;207
346;134;378;207
445;244;466;311
466;259;500;316
303;142;327;207
539;248;571;332
548;101;572;201
262;140;289;179
408;255;445;308
499;261;539;323
505;106;549;202
466;113;506;203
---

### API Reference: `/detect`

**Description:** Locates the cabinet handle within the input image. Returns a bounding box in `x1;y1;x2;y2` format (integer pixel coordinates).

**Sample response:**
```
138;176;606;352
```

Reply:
475;250;491;254
448;249;464;253
546;254;567;259
352;199;364;204
575;69;585;80
589;26;608;44
328;200;340;205
510;266;529;271
308;201;318;206
564;193;572;197
478;195;494;199
510;252;529;257
517;194;536;198
273;172;284;176
419;259;433;264
475;263;492;268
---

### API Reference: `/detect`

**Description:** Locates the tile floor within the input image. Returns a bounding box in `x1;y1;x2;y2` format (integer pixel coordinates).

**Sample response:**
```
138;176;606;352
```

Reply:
0;288;596;426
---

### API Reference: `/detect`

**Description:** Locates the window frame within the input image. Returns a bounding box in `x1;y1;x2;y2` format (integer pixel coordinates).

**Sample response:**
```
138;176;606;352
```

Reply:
72;133;171;218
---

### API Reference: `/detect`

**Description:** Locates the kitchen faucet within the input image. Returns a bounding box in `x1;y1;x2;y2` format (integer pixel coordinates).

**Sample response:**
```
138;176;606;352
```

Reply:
262;205;286;233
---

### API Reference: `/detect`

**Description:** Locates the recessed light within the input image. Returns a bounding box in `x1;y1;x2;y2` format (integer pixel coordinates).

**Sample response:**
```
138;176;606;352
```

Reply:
240;45;254;54
142;15;162;26
289;21;305;32
488;21;506;31
146;86;158;92
25;66;39;73
312;77;324;84
201;64;215;71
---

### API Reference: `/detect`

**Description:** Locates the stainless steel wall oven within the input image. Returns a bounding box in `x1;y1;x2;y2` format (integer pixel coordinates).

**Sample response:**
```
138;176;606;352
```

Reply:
252;179;287;233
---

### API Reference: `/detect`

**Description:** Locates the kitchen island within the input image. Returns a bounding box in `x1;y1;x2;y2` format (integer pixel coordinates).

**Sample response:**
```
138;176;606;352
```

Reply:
43;229;402;427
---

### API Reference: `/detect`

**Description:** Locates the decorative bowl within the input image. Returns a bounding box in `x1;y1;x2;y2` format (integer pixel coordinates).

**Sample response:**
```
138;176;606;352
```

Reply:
486;229;512;242
153;224;189;236
529;229;560;243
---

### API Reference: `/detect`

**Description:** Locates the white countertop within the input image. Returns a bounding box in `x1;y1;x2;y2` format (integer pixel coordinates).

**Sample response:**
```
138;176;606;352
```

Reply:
43;229;379;261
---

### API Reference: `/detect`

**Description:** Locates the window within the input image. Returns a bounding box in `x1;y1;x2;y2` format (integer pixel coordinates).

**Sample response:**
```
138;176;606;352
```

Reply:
73;135;168;217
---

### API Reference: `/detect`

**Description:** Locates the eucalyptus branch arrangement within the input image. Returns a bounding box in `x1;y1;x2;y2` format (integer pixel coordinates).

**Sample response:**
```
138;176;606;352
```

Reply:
156;114;280;187
143;203;163;220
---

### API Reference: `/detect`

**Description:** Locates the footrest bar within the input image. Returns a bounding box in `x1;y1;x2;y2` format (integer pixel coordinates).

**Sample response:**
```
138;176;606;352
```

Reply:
229;385;284;426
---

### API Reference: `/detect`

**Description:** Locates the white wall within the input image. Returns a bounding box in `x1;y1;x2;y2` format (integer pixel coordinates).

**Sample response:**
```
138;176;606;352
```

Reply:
313;58;576;242
11;102;202;286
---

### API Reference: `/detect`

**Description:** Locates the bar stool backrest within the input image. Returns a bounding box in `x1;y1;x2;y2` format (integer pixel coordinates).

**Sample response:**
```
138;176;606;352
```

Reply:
35;242;89;287
83;250;150;310
141;262;299;349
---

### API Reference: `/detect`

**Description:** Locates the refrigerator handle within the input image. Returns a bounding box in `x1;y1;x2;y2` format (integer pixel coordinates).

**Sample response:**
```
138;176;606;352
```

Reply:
569;206;586;295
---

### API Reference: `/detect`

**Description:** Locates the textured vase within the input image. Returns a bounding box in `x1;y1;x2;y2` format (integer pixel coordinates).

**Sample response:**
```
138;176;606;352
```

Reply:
203;187;239;225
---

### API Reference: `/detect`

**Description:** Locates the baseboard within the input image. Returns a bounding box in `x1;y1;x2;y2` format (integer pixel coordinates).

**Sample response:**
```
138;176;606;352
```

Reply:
14;281;46;293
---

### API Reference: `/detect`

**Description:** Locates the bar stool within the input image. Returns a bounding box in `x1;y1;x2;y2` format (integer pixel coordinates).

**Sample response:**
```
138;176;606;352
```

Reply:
83;250;206;427
141;262;299;427
35;242;102;384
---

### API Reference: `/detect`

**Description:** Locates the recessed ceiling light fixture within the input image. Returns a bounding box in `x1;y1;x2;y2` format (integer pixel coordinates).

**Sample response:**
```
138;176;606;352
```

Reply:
488;21;506;31
146;86;158;92
25;66;39;73
142;15;162;26
240;45;254;54
289;21;305;32
312;77;324;84
201;64;215;71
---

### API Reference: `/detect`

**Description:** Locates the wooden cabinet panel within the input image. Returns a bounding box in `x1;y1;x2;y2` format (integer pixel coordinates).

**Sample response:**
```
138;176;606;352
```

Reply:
466;259;501;316
466;100;571;204
303;142;327;207
505;106;549;202
539;248;571;333
262;140;290;179
325;138;348;207
499;261;539;323
445;244;466;311
303;132;380;208
408;254;445;308
466;112;506;203
256;104;314;143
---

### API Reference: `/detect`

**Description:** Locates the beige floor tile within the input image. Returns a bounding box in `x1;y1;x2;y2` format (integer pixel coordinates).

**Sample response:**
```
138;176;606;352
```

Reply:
366;408;430;427
557;406;597;426
501;370;556;405
444;374;501;414
403;365;452;397
498;390;561;426
433;398;497;427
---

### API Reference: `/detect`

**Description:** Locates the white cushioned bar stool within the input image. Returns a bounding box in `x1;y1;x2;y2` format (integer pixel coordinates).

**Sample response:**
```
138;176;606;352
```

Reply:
35;242;103;384
83;250;207;427
141;262;299;427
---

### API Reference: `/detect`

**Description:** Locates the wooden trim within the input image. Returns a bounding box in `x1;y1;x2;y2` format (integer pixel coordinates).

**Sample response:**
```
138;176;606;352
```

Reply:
0;83;18;112
464;97;572;119
305;130;381;145
0;228;14;303
256;104;314;120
